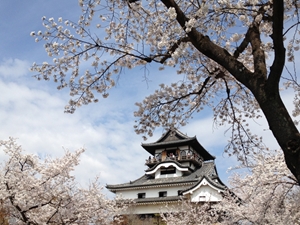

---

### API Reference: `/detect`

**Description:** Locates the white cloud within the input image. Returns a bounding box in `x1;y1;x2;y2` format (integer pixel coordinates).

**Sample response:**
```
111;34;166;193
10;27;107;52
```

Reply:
0;58;29;78
0;58;163;197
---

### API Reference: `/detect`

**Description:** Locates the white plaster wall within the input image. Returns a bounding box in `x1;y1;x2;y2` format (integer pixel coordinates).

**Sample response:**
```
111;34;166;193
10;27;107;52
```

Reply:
190;185;222;202
116;185;187;199
126;202;181;214
180;161;195;170
155;168;182;179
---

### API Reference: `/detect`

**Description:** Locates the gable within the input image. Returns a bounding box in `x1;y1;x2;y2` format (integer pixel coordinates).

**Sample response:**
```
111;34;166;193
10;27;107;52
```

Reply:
183;177;224;202
157;129;188;143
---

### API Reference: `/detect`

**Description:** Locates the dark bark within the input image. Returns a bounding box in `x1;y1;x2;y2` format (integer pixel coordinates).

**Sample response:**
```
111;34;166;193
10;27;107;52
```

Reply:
256;90;300;183
257;1;300;182
249;1;300;183
160;0;300;183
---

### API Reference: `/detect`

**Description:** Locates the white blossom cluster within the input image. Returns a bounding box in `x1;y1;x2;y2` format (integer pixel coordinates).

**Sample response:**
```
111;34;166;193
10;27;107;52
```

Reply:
163;149;300;224
31;1;300;154
218;149;300;224
161;200;220;225
0;138;126;224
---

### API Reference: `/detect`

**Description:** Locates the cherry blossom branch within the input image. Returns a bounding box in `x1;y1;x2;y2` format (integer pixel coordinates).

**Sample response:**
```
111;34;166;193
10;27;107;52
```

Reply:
160;0;254;89
160;36;190;63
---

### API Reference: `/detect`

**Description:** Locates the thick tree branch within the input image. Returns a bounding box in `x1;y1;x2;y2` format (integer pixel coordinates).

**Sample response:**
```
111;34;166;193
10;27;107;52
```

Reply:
248;24;267;79
233;29;250;58
23;200;53;213
268;0;285;91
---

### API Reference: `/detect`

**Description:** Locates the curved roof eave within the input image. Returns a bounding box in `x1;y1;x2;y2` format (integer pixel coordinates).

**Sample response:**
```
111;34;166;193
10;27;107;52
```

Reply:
106;181;196;191
134;196;182;204
145;160;192;173
141;136;196;147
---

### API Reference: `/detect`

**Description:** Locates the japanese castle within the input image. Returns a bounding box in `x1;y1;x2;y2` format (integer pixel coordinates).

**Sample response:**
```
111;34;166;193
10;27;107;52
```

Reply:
106;128;226;215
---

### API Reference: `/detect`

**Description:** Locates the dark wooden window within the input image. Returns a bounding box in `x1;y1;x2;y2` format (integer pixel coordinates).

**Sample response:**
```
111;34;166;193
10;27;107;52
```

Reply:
159;191;167;197
137;193;146;199
160;167;176;175
180;150;186;160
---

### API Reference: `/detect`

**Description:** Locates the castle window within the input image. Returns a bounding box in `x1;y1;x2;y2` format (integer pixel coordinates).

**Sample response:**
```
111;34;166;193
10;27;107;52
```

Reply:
159;191;167;197
180;150;186;160
160;167;176;175
199;195;206;201
166;150;177;160
137;193;146;199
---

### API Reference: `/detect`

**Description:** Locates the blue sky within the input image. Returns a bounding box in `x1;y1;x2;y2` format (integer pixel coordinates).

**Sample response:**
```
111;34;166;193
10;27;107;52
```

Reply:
0;1;296;197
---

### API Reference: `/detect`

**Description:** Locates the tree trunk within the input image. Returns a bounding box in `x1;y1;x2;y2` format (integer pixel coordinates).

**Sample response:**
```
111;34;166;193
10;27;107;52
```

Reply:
255;88;300;183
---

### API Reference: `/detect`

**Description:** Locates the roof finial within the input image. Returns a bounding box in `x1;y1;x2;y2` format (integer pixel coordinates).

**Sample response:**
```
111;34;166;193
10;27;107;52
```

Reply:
170;125;176;136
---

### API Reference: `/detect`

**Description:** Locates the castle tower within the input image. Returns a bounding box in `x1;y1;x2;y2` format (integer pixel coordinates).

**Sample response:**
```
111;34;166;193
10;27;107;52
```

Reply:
106;128;226;215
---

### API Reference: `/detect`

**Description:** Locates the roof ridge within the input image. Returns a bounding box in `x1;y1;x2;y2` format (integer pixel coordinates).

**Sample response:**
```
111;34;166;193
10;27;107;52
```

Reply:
129;174;148;184
151;128;193;144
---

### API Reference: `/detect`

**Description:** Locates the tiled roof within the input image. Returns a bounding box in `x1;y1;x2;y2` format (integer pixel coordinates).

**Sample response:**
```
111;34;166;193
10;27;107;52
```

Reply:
141;128;215;160
154;128;191;142
142;137;196;147
134;196;182;204
106;161;226;191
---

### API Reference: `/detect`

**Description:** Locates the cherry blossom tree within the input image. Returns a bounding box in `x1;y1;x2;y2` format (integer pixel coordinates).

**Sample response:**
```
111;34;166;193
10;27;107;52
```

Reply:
162;150;300;225
160;201;220;225
30;0;300;183
219;150;300;224
0;138;124;225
